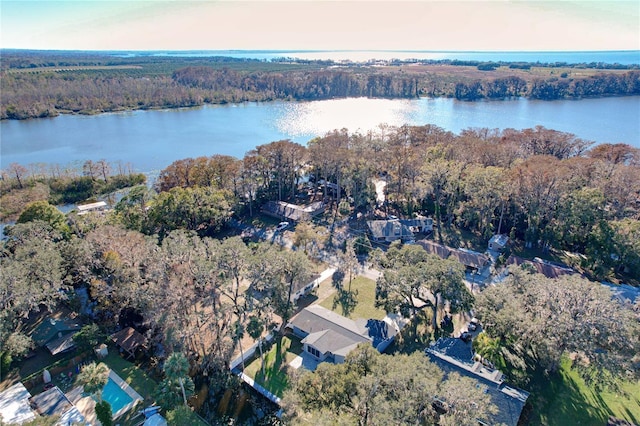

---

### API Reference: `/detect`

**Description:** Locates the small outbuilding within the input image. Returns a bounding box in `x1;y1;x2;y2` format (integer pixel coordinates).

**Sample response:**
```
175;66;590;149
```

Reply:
110;327;147;359
488;234;509;252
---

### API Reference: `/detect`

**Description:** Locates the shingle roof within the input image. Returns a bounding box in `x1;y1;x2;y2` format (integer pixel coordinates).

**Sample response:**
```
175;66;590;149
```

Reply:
506;255;574;279
110;327;146;354
416;240;452;259
0;383;36;424
29;386;72;417
449;249;490;269
426;338;529;426
261;201;324;222
31;317;81;346
367;220;413;240
288;306;371;354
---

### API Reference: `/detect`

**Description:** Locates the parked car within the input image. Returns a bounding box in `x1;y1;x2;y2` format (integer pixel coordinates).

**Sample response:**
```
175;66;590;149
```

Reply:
276;221;289;232
460;331;473;342
468;318;479;331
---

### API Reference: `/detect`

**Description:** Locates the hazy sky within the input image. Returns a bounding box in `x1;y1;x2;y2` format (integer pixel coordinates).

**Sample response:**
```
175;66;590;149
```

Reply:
1;1;638;51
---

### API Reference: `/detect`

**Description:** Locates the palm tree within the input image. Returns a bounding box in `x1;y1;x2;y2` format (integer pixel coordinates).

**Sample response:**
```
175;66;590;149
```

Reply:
156;352;194;410
77;362;110;401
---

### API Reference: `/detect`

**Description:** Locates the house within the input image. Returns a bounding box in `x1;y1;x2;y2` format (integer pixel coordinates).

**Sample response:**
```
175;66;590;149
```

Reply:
488;234;509;252
426;338;529;426
448;248;490;272
29;386;88;425
0;383;36;424
415;240;490;273
506;255;575;279
401;216;434;234
416;240;452;260
367;217;434;244
76;201;107;216
287;306;372;364
31;317;81;356
261;201;325;222
367;220;414;243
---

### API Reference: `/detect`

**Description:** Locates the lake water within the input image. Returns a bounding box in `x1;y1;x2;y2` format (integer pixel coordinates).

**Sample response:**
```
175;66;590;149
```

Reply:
1;96;639;174
133;50;640;65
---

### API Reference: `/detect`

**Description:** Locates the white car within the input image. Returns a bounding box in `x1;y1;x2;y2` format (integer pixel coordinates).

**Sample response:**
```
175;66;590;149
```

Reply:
276;221;289;232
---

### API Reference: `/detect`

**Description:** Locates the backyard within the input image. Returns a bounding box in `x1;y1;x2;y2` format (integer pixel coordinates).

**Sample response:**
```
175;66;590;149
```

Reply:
318;275;386;320
528;357;640;426
242;335;302;398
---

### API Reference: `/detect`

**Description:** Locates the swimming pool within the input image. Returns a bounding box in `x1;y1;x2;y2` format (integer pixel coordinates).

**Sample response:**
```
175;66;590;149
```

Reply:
102;378;133;415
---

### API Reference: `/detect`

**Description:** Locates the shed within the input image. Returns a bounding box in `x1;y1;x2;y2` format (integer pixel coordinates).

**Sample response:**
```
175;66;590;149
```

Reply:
110;327;146;359
488;234;509;251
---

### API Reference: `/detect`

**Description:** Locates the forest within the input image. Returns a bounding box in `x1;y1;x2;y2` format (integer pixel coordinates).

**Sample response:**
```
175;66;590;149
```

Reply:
1;50;639;119
2;122;639;424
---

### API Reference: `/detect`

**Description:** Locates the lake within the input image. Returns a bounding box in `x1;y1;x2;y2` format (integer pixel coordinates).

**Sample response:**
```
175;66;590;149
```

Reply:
1;96;639;174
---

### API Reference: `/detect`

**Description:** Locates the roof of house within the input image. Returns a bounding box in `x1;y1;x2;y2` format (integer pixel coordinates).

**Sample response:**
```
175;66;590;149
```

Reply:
0;383;36;425
31;317;82;346
261;201;324;222
367;220;413;240
29;386;73;417
45;332;78;355
288;305;371;355
506;255;574;279
489;234;509;246
110;327;146;354
77;201;107;212
449;248;490;269
416;240;452;259
426;338;529;426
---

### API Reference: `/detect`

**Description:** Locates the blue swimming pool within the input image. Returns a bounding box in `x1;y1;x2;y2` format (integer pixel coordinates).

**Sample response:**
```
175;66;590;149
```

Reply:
102;378;133;415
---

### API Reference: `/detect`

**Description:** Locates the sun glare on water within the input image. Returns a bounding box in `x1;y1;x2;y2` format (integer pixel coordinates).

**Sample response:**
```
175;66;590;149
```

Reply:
276;98;421;137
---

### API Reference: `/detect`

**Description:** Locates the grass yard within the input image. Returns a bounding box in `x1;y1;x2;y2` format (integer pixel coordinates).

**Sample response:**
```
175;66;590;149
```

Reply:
319;276;386;320
529;357;640;426
243;336;302;398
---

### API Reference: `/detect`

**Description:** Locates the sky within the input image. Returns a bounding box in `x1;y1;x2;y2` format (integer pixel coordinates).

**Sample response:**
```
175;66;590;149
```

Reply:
1;1;639;51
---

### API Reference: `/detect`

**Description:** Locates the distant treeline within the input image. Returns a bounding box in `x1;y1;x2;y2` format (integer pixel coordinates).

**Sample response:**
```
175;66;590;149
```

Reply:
1;50;639;119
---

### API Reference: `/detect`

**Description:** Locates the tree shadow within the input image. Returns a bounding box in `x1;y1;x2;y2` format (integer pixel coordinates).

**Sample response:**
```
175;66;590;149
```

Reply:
332;289;358;318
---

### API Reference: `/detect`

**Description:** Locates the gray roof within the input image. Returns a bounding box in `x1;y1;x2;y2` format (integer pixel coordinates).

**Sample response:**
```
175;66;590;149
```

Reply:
288;306;371;354
426;338;529;426
416;240;452;259
449;248;489;269
506;255;574;279
261;201;324;222
367;220;413;240
45;332;78;355
0;383;36;424
29;386;72;417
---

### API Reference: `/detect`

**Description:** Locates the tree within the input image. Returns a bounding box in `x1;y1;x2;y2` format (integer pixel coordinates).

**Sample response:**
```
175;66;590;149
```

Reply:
95;400;113;426
376;244;471;330
340;239;360;292
475;268;640;388
282;344;497;426
247;315;266;377
73;324;106;354
6;162;28;189
78;362;110;400
17;200;68;234
156;352;195;410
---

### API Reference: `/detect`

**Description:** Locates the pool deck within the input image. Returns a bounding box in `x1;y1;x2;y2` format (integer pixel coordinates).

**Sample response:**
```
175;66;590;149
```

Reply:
108;369;143;419
66;369;143;422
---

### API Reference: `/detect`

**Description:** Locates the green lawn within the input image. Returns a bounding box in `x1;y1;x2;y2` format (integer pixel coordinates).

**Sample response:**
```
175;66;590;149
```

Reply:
319;276;386;320
243;336;302;398
102;347;158;404
529;357;640;426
